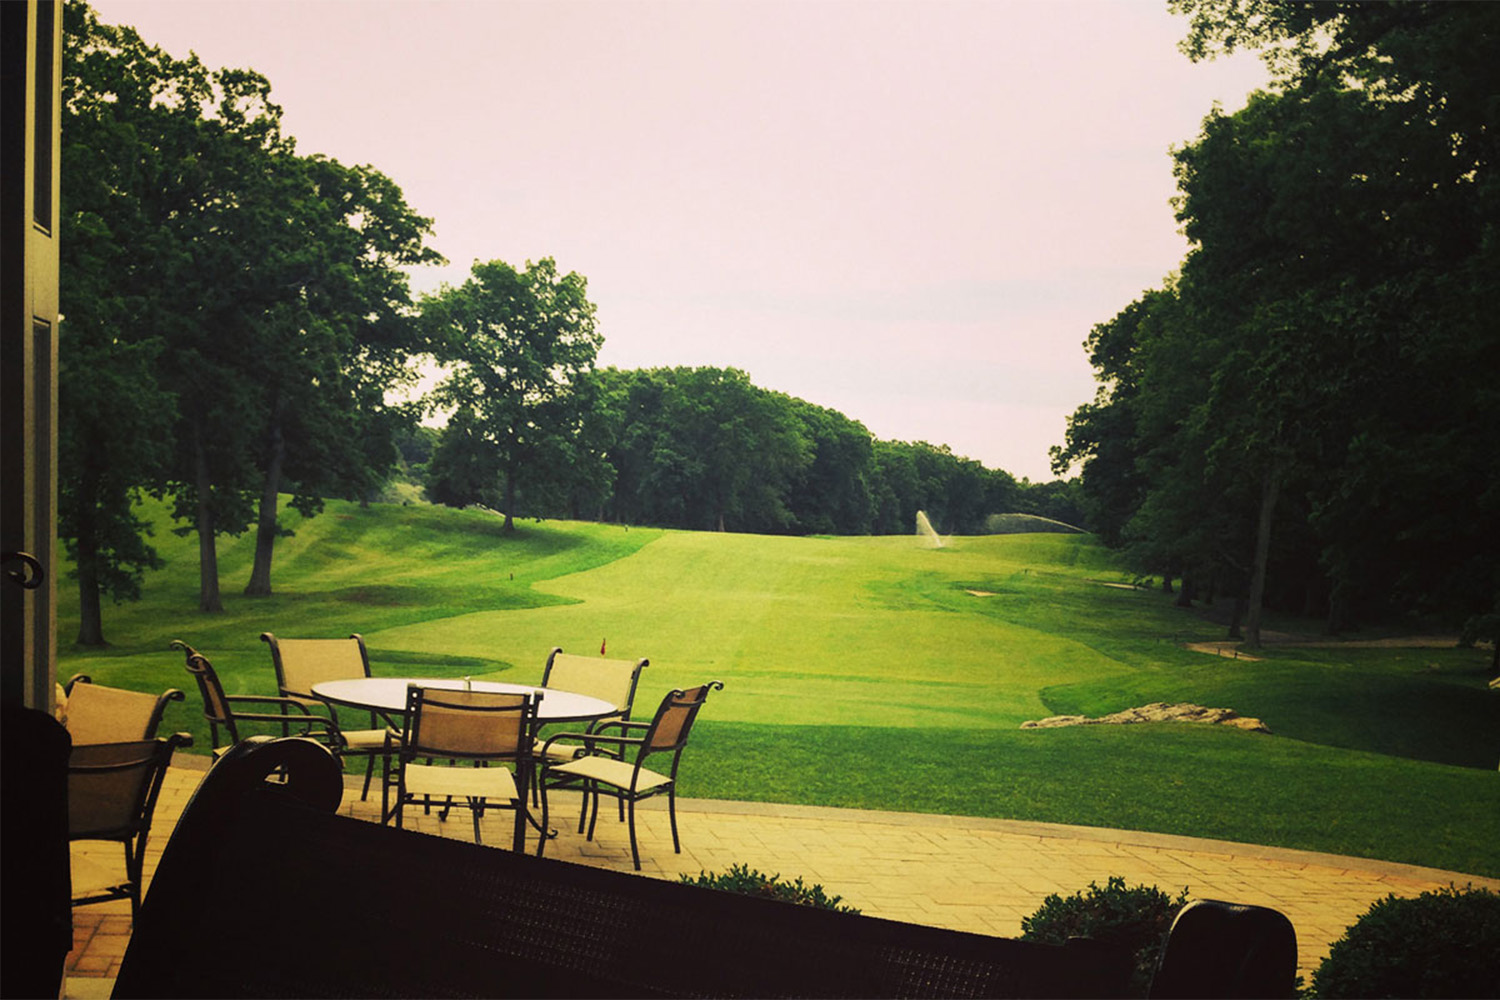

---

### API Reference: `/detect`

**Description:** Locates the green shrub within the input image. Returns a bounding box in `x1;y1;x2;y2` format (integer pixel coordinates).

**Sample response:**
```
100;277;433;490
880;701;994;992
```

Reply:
1019;875;1189;998
1310;885;1500;998
679;864;861;914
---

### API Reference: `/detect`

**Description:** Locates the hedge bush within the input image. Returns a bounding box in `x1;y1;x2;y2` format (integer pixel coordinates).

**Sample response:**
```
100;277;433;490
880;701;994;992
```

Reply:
1019;875;1189;998
679;864;861;914
1310;884;1500;998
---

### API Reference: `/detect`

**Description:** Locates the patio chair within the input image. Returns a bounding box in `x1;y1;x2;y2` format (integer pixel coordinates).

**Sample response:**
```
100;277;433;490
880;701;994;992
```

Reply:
170;639;339;757
61;674;184;744
385;685;540;851
537;681;723;870
530;647;649;803
261;632;393;800
69;733;192;917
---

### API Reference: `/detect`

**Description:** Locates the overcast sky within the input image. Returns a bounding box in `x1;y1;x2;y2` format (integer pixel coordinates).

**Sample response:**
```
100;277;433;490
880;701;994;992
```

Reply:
90;0;1269;482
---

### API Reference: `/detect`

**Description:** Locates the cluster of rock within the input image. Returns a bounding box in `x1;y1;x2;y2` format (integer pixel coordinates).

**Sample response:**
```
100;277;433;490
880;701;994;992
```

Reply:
1021;702;1270;733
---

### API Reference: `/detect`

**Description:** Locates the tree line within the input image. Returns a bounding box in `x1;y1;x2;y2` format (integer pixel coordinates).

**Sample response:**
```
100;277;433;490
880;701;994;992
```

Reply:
59;2;1075;645
1054;1;1499;656
422;362;1082;537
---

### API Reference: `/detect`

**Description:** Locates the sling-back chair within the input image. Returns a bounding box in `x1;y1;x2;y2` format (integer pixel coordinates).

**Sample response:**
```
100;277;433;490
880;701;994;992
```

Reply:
261;632;394;799
68;732;192;917
61;674;183;744
386;685;540;851
170;639;338;757
538;681;722;870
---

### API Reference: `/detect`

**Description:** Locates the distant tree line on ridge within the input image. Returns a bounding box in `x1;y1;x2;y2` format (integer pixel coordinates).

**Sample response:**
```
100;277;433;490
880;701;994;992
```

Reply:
419;363;1084;537
57;2;1077;645
1055;2;1499;658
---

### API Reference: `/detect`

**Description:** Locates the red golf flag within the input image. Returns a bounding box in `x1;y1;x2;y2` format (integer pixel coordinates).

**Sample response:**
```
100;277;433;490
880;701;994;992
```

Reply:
600;638;606;655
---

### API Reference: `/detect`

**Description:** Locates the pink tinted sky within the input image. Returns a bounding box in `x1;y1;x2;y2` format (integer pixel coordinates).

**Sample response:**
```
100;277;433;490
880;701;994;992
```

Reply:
91;0;1268;482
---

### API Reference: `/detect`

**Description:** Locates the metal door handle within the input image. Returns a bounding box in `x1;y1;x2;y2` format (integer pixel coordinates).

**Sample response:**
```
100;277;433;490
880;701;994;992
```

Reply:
2;552;44;589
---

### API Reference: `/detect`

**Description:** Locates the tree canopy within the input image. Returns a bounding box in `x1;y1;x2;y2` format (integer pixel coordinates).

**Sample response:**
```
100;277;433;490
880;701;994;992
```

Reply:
1060;1;1500;647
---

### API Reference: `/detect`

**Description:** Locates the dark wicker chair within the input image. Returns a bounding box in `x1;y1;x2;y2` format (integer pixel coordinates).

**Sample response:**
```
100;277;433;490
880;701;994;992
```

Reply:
113;737;1141;999
61;674;183;744
1149;899;1299;999
385;685;540;851
261;632;393;800
68;732;192;917
170;639;338;756
538;680;722;870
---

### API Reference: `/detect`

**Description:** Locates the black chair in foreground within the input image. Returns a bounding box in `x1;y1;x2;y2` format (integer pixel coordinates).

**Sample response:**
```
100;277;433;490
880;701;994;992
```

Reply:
537;681;722;870
1149;899;1299;999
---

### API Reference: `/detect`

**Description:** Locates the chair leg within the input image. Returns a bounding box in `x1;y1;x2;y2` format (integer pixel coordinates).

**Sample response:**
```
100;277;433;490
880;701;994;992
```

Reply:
536;779;551;858
360;753;375;801
627;797;641;871
586;784;602;842
668;784;681;854
471;799;483;844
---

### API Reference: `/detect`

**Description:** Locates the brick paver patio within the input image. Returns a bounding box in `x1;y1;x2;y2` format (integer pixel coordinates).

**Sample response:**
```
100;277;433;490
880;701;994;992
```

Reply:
65;759;1499;996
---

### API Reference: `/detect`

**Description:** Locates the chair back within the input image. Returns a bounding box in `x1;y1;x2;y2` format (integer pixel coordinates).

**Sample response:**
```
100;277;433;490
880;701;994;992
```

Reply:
641;682;724;758
541;648;648;720
68;736;186;842
402;686;539;763
170;640;239;746
261;633;372;704
62;677;183;744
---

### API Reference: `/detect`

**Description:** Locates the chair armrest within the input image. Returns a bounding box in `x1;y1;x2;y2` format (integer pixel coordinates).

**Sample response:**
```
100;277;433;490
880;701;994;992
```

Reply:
588;719;648;737
539;731;645;759
64;673;92;694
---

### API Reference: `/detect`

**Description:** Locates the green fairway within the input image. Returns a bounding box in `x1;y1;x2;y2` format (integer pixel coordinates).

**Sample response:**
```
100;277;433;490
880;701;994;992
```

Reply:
58;497;1500;877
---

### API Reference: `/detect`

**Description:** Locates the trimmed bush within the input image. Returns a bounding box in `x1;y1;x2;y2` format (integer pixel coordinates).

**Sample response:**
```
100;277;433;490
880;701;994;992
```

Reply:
1019;875;1189;998
679;864;861;914
1310;884;1500;998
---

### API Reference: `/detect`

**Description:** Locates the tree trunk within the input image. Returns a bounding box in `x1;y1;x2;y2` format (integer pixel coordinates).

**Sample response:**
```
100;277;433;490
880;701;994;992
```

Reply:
1243;465;1282;650
1227;593;1246;640
245;410;285;597
195;435;223;613
74;495;106;645
1175;576;1195;608
502;469;516;533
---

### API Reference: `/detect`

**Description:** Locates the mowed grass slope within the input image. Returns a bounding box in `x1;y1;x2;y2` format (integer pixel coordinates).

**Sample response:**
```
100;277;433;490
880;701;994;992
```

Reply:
58;498;1500;877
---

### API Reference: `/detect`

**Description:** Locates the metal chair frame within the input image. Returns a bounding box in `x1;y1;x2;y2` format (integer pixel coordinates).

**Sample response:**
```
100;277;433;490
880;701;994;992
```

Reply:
68;733;192;917
62;674;184;744
170;639;339;755
538;681;722;870
385;684;541;852
261;632;393;800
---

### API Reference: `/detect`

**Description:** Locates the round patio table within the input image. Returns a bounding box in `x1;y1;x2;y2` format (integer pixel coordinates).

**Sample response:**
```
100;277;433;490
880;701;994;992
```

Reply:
311;677;614;724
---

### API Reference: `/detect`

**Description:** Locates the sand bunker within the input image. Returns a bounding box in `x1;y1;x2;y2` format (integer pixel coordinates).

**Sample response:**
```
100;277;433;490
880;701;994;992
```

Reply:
1022;702;1269;733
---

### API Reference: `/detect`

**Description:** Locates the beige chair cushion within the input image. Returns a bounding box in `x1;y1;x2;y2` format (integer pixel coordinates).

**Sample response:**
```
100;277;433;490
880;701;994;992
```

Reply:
548;754;671;793
70;847;129;896
403;762;518;802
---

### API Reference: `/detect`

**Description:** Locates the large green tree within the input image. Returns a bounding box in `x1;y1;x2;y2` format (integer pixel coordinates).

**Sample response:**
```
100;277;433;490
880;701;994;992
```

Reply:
241;154;441;596
1064;1;1500;644
424;258;602;533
